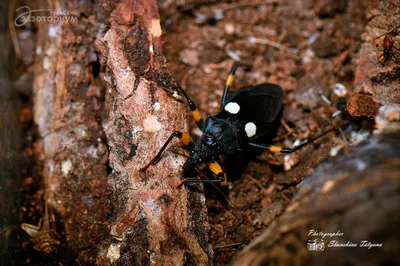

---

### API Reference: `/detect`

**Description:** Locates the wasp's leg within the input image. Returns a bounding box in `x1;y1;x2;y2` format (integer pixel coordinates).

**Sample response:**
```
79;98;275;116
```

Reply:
180;161;227;186
142;131;191;170
249;128;333;154
176;86;203;129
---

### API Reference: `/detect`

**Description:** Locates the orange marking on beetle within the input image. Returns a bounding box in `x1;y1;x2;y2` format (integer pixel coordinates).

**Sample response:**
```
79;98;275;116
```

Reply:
180;132;191;146
192;109;202;122
269;146;283;153
209;162;227;186
226;74;234;86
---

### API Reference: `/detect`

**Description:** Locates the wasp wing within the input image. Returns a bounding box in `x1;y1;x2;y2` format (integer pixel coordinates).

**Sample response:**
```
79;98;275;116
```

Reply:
223;83;283;138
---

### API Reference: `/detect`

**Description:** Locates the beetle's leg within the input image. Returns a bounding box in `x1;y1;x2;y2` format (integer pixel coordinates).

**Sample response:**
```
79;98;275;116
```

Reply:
221;63;253;108
374;50;386;64
249;128;333;154
142;131;191;170
221;63;239;108
21;220;42;238
176;86;203;129
391;52;400;63
374;39;384;47
209;161;228;186
179;161;227;186
179;175;225;185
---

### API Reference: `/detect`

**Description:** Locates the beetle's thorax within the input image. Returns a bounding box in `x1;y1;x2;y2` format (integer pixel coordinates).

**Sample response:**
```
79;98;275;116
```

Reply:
194;115;243;160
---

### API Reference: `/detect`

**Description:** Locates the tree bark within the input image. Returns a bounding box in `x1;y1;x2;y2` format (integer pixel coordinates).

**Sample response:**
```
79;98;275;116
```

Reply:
353;0;400;105
231;132;400;265
0;0;20;262
33;0;212;264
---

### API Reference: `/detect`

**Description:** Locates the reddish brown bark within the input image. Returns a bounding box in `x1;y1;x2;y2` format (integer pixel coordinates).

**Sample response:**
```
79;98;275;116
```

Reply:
33;0;212;264
347;93;382;119
33;1;111;263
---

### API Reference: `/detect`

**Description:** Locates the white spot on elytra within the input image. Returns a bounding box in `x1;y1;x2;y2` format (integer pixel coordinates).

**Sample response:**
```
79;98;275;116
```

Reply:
149;44;154;54
224;102;240;114
245;122;257;138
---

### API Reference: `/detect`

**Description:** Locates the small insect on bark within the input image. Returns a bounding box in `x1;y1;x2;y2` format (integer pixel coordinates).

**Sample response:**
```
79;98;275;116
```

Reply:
142;63;332;186
373;25;400;64
21;193;61;254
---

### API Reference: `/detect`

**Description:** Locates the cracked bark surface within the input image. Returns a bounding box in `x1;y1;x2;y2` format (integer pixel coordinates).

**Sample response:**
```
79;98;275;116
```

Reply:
33;0;212;264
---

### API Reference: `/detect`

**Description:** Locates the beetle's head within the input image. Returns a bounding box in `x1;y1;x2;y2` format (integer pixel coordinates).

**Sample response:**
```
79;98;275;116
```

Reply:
183;149;205;175
183;133;221;174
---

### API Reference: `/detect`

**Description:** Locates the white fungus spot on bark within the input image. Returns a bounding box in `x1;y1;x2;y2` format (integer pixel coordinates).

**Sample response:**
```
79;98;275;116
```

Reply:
330;144;343;157
143;115;162;132
245;122;257;137
152;102;160;111
224;102;240;114
43;57;52;70
150;19;162;37
48;26;57;37
321;180;335;193
107;243;121;264
61;160;72;175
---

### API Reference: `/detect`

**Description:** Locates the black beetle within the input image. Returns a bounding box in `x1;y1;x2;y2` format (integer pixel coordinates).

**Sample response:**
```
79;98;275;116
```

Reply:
142;64;331;186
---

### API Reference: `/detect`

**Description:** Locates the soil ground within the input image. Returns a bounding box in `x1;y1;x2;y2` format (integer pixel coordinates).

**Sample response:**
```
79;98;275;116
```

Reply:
160;0;367;264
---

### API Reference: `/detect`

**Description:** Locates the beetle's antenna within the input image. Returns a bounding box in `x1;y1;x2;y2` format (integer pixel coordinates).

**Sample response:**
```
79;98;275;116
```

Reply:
194;168;236;208
373;24;400;40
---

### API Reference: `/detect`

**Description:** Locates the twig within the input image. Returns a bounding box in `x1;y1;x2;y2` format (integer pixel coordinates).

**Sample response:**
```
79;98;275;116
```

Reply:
225;210;237;219
281;118;295;137
245;175;269;194
248;37;298;56
210;223;224;233
265;183;276;195
222;0;282;11
8;0;21;59
277;29;287;43
215;242;246;249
